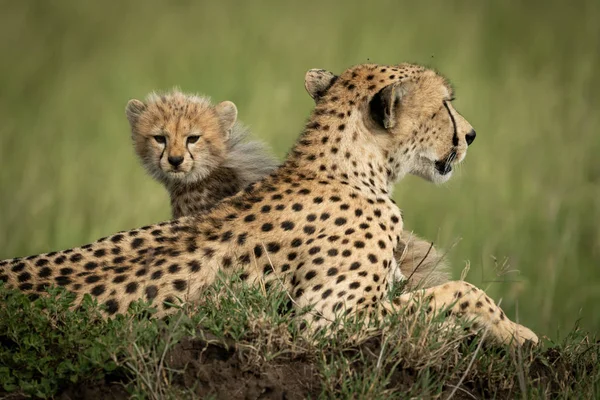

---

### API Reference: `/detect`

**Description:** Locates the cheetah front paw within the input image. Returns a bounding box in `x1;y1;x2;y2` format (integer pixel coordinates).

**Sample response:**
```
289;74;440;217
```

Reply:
510;321;538;346
492;320;538;347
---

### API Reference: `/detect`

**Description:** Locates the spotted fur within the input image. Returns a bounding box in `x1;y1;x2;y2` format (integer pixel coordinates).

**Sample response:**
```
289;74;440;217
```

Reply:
132;89;450;290
0;63;536;346
126;90;279;218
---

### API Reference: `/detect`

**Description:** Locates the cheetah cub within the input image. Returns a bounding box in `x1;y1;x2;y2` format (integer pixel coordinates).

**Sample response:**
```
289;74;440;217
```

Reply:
126;90;278;218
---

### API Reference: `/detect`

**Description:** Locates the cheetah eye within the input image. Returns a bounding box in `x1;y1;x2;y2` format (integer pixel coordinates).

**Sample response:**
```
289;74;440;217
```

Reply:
187;135;200;144
153;135;166;144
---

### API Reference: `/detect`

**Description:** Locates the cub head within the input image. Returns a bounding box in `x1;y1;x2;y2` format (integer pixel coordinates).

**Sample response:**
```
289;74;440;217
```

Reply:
304;64;476;184
125;90;238;186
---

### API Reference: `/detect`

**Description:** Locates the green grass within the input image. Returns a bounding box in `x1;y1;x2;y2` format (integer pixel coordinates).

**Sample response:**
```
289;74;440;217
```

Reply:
0;0;599;396
2;279;598;399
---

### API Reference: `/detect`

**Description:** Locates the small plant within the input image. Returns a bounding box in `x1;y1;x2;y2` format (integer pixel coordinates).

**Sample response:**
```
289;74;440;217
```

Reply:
0;283;122;397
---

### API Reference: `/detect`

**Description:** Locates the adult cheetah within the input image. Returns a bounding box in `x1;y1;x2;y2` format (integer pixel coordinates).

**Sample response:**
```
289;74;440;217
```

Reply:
127;89;450;290
0;63;537;346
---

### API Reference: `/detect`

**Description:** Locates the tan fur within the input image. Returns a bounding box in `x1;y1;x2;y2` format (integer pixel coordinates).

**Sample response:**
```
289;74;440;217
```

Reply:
396;231;450;291
126;90;278;217
134;90;450;288
0;63;535;346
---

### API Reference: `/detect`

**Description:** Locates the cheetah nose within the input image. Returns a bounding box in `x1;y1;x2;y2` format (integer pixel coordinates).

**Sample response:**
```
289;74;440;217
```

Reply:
465;129;476;146
168;156;184;167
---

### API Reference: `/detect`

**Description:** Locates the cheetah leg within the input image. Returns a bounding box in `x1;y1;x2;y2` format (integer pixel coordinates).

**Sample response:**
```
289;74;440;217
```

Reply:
386;280;538;346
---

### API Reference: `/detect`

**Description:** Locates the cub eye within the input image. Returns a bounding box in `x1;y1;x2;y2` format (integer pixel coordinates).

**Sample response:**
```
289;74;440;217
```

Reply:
153;135;166;144
187;135;200;144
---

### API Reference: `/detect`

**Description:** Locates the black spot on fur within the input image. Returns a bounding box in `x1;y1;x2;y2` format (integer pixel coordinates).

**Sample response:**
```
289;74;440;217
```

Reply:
261;223;274;232
267;242;281;253
305;270;317;280
12;263;25;273
237;233;248;245
173;280;187;292
145;286;158;300
203;247;215;258
85;275;101;284
91;285;106;296
303;226;316;235
126;282;138;294
35;258;49;267
38;267;52;278
131;238;145;249
354;241;365;249
281;221;295;231
334;218;347;226
104;299;119;315
55;276;71;286
189;261;201;272
263;264;274;275
308;246;320;255
151;270;163;280
17;272;31;282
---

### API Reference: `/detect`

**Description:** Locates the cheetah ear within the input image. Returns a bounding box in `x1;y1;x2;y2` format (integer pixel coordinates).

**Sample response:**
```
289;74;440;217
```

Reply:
215;101;238;136
125;99;147;126
304;69;338;101
369;82;413;130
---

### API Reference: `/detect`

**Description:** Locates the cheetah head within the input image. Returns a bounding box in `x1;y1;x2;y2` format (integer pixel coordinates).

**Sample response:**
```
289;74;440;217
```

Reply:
305;64;476;184
126;90;238;186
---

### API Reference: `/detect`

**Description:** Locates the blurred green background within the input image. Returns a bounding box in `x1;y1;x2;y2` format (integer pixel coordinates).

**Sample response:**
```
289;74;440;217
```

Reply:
0;0;598;339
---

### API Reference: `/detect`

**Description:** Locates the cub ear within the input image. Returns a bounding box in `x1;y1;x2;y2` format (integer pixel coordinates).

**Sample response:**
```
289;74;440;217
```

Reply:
125;99;147;126
369;82;413;130
215;101;238;135
304;69;338;101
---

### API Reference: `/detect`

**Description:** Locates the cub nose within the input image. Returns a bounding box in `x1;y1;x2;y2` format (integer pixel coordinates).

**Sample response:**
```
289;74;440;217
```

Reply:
168;156;184;167
465;129;476;146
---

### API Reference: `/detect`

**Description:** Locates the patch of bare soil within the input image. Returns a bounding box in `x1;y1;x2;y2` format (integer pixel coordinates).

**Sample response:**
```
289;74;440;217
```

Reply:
166;335;321;400
57;380;130;400
50;332;320;400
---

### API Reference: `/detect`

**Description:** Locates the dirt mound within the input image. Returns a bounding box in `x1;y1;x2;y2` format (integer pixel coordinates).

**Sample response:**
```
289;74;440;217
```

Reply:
49;333;320;400
167;336;320;399
29;334;596;399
